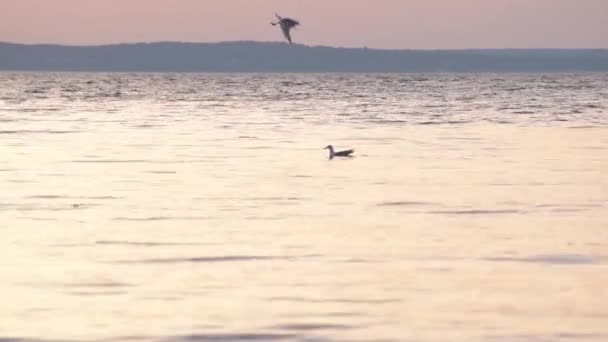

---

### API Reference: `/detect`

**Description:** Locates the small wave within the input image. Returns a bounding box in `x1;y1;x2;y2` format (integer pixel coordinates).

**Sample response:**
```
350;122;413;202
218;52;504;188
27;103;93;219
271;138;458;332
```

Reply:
3;203;88;212
377;201;436;207
69;291;126;296
342;258;379;263
26;195;120;200
270;323;354;331
568;125;602;129
25;88;49;94
116;255;300;264
269;296;400;304
0;130;78;134
112;216;211;221
0;337;66;342
70;159;151;163
487;333;608;342
429;209;522;215
550;208;585;213
96;240;211;247
144;170;178;174
18;217;57;221
483;254;598;265
63;281;131;288
160;333;297;341
132;124;160;129
246;196;310;201
367;119;408;124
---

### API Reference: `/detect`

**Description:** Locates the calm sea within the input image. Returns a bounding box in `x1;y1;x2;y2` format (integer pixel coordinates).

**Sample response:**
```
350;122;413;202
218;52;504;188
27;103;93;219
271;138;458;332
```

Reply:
1;73;607;342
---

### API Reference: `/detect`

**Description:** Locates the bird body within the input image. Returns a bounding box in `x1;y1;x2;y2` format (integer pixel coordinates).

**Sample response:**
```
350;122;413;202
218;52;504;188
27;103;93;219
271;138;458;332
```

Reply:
271;14;300;44
324;145;355;160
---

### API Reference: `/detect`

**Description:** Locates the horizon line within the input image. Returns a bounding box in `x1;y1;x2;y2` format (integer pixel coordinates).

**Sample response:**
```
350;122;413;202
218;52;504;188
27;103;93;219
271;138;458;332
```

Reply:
2;40;608;52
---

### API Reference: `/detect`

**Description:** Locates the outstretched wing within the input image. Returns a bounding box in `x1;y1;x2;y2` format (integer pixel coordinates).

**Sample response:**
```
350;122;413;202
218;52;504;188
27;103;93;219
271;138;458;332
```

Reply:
284;18;300;27
281;24;293;44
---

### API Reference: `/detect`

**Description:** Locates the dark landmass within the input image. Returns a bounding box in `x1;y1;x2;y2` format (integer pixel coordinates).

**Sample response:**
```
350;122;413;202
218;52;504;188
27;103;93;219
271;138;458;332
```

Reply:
1;41;607;72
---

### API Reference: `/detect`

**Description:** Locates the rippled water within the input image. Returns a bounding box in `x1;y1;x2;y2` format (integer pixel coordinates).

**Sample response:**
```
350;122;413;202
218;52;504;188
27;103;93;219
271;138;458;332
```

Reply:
1;73;607;342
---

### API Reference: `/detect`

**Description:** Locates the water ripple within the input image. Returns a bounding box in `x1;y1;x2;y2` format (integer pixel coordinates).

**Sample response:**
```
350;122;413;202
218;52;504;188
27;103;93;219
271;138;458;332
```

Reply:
112;216;213;222
270;323;355;331
429;209;522;215
483;254;600;265
159;333;297;342
115;255;312;264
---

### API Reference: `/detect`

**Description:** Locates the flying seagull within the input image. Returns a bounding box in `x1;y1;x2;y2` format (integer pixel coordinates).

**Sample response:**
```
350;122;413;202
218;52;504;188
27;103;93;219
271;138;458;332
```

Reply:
324;145;355;160
271;13;300;44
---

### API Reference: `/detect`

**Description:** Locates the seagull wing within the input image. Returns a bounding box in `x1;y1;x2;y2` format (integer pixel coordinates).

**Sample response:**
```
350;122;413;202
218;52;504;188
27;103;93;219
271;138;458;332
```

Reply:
281;23;293;44
284;18;300;27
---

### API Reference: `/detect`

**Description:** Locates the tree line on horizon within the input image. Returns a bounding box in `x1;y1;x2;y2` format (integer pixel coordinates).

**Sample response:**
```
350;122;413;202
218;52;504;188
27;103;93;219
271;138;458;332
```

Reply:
1;41;607;72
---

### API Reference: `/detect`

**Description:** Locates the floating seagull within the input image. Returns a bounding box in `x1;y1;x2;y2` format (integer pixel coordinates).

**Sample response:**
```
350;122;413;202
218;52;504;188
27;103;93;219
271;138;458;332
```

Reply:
271;13;300;44
324;145;355;160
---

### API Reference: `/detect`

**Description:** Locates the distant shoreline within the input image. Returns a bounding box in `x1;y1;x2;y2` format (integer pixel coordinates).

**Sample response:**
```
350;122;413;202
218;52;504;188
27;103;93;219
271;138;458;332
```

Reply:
3;40;608;51
1;41;607;73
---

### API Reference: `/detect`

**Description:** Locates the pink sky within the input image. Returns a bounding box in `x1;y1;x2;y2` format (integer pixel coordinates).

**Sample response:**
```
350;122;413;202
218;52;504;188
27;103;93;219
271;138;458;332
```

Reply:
2;0;607;49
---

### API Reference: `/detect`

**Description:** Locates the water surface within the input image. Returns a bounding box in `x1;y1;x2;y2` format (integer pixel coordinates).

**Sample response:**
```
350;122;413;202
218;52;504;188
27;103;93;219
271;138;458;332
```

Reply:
1;73;607;341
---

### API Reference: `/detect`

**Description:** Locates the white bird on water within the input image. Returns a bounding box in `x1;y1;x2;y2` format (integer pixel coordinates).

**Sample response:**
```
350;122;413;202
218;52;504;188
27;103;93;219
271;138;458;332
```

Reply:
324;145;355;160
271;13;300;44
